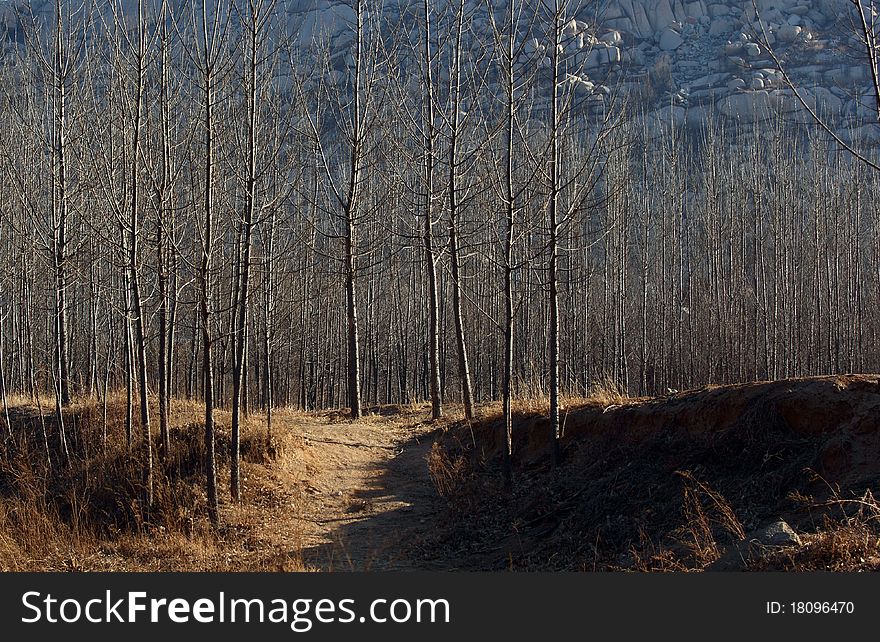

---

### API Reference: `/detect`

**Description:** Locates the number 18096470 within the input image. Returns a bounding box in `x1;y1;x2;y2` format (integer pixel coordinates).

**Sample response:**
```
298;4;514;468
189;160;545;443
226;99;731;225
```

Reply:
767;601;855;615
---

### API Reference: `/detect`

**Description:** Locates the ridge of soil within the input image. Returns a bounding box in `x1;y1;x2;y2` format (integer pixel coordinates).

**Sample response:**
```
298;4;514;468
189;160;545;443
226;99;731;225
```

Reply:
424;375;880;570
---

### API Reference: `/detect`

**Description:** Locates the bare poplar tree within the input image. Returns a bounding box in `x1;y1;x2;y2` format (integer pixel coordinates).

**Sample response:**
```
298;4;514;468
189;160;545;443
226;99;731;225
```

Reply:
420;0;443;421
181;0;234;528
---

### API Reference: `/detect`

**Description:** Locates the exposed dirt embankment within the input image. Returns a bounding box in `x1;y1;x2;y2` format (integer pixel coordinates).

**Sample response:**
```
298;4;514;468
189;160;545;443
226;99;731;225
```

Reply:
427;376;880;571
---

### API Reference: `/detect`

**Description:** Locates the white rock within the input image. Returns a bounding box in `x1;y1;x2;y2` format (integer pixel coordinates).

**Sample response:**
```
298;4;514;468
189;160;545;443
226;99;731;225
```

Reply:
708;16;736;36
608;46;622;64
652;0;678;30
777;24;802;41
651;104;687;127
718;90;777;120
659;27;684;51
600;30;623;45
811;85;844;114
584;46;621;69
567;74;595;95
755;521;801;547
685;1;706;19
744;42;762;57
562;18;580;38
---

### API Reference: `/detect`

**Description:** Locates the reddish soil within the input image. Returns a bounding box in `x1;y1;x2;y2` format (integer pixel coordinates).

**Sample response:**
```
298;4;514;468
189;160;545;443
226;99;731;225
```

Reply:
425;375;880;570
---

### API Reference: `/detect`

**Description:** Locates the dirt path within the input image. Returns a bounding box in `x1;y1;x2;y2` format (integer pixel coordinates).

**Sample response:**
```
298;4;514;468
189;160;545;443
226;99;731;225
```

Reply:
278;414;442;570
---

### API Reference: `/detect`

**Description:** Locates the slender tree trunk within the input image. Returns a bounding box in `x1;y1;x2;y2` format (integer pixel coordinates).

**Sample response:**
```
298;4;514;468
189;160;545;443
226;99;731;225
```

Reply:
231;4;262;502
448;4;474;420
549;0;562;466
422;0;442;421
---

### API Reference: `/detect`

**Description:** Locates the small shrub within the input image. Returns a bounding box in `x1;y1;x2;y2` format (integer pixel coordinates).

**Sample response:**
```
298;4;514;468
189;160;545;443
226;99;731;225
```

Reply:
587;374;630;408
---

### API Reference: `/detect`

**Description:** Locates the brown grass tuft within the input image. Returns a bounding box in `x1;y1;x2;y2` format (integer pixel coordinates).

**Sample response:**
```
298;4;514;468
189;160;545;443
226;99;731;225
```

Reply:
586;375;632;409
426;442;468;499
674;470;746;568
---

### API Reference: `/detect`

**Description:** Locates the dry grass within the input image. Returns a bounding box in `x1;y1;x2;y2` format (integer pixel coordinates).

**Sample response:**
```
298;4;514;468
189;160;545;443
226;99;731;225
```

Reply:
585;375;633;409
0;393;312;571
426;442;468;499
674;470;746;568
750;490;880;572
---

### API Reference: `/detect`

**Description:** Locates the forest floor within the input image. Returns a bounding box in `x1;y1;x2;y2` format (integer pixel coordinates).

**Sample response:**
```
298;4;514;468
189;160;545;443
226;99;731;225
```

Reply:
242;409;444;571
0;398;451;571
3;375;880;571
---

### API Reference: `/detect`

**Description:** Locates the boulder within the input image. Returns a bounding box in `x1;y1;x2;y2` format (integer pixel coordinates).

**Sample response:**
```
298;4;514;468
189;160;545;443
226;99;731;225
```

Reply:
725;41;742;55
651;104;687;127
706;519;802;570
708;16;737;36
684;1;706;19
777;24;802;42
567;74;596;95
651;0;678;30
743;42;762;57
607;46;622;64
659;27;684;50
606;17;635;33
562;18;580;38
685;104;710;128
754;521;801;547
584;46;621;69
600;30;623;46
718;89;777;120
811;85;844;115
843;124;880;145
689;71;730;88
633;2;655;37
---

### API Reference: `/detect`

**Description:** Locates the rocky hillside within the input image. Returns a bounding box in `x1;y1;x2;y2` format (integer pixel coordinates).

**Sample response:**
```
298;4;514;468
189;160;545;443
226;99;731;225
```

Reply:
1;0;874;138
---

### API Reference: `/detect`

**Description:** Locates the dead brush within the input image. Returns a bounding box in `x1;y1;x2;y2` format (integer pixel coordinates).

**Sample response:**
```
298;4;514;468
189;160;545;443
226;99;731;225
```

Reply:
425;442;473;502
753;488;880;571
674;470;746;568
587;375;631;409
627;526;689;572
426;442;468;499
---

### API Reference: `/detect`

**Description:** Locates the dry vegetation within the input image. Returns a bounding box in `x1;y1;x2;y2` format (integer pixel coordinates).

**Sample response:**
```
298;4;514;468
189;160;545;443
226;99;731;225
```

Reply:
0;394;311;571
3;377;880;572
421;376;880;571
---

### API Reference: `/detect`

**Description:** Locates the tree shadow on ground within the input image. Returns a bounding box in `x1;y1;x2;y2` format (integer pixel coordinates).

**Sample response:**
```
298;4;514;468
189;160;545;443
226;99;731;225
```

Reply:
297;427;454;571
